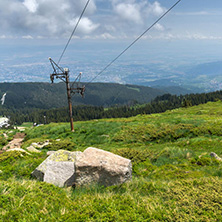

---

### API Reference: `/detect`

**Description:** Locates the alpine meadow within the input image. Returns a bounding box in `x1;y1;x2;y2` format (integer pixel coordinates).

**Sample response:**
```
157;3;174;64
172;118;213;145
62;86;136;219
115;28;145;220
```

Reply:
1;0;222;221
1;101;222;221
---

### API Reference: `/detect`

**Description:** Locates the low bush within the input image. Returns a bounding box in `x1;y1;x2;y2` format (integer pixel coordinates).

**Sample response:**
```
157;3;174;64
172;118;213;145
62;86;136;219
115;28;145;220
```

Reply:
114;148;153;165
44;140;77;151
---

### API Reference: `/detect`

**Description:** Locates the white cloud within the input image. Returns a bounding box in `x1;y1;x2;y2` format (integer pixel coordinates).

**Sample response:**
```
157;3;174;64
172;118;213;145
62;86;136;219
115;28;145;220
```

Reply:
100;33;116;39
23;0;38;13
146;1;166;17
22;35;34;39
0;0;99;38
0;35;6;39
174;11;210;16
1;0;210;41
114;3;142;24
110;0;166;35
72;17;100;34
154;23;165;31
142;33;222;41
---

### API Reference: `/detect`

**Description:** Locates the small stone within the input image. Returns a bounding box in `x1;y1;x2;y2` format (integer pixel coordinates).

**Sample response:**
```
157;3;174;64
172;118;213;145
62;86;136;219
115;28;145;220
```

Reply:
6;148;30;155
31;141;51;149
3;133;8;138
210;152;222;161
27;145;41;153
31;143;39;148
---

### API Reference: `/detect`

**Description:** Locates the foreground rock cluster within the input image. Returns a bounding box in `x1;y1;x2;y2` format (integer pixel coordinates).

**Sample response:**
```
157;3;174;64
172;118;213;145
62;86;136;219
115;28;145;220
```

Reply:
32;147;132;188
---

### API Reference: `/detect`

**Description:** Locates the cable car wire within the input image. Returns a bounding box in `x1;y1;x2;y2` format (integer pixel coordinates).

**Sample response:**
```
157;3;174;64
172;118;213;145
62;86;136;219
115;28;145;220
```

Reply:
85;0;182;87
57;0;91;64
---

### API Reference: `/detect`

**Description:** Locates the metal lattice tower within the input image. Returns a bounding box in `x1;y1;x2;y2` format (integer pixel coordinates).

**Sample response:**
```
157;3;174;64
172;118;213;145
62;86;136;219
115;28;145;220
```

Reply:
49;58;85;131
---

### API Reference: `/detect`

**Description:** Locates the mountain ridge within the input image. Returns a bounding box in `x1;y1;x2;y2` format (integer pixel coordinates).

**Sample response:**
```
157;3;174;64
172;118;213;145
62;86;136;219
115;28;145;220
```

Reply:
0;82;189;109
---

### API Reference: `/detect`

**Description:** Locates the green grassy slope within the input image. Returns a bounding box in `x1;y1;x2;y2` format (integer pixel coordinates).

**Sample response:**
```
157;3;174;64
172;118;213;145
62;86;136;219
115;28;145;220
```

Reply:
1;101;222;221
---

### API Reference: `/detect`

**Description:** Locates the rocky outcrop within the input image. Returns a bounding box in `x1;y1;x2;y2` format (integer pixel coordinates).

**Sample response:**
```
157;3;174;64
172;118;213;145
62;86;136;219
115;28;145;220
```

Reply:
32;147;132;188
32;150;82;187
74;147;132;187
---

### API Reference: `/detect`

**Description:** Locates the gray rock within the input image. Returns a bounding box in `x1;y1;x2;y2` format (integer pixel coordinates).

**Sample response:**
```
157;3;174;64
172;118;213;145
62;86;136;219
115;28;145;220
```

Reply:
210;152;222;161
32;149;82;187
6;148;30;155
44;161;76;187
31;141;51;149
27;145;41;153
47;151;56;156
74;147;132;187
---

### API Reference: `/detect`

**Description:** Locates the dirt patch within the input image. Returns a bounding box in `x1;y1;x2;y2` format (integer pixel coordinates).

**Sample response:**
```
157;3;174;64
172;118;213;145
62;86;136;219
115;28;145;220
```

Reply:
2;132;26;151
13;133;26;139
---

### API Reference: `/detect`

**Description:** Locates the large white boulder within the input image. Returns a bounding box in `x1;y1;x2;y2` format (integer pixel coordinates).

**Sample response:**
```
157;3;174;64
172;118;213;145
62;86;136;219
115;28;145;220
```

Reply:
32;150;82;187
74;147;132;187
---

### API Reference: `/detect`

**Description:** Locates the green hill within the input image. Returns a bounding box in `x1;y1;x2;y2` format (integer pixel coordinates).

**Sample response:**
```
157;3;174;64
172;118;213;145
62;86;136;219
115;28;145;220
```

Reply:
0;82;166;109
1;101;222;221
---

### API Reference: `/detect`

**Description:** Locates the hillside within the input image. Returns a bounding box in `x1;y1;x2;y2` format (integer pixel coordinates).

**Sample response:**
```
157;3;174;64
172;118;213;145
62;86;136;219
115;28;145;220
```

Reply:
0;82;166;109
1;101;222;221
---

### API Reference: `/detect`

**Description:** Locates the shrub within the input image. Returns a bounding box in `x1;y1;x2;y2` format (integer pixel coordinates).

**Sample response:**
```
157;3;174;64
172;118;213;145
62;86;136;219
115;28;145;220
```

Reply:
151;147;192;166
134;160;157;177
0;136;7;147
0;151;25;166
44;140;76;151
190;156;220;166
114;148;152;165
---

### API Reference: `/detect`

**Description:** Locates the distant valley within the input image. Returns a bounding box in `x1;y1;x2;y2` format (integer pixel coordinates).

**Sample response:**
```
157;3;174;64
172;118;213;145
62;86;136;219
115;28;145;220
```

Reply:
1;58;222;94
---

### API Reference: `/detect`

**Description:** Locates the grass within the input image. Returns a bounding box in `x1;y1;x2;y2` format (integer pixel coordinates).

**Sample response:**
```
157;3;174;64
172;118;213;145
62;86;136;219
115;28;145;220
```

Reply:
1;101;222;221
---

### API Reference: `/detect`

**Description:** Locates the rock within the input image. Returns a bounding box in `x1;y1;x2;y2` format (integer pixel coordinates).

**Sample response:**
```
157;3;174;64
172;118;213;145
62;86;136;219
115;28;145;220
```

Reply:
31;142;39;147
74;147;132;187
3;133;8;138
32;150;82;187
6;148;30;155
210;152;222;161
31;141;51;149
47;151;56;156
27;145;41;153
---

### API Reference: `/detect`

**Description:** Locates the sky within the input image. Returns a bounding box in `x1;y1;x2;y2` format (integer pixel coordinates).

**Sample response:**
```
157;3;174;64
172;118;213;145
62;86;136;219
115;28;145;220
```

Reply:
0;0;222;83
0;0;222;41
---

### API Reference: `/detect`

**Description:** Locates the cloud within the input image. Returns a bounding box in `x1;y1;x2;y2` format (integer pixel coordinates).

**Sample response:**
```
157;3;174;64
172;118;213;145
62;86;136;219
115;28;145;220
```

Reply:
0;0;176;40
72;17;100;34
142;33;222;41
22;35;34;39
0;0;99;38
174;11;210;16
146;1;166;16
23;0;38;13
154;23;165;31
107;0;167;38
114;3;143;24
0;35;6;39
